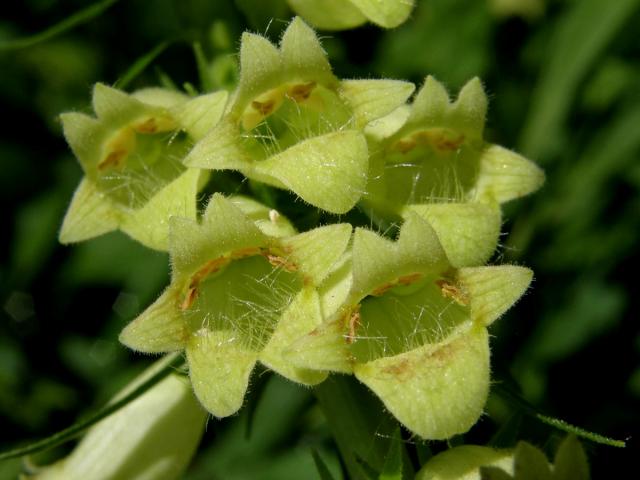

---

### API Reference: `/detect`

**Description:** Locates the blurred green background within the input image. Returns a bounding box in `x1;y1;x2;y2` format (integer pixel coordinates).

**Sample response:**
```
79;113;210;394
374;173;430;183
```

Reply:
1;0;638;478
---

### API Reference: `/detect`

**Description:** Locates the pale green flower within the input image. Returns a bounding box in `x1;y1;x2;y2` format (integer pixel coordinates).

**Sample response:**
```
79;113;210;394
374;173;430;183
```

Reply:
286;215;532;439
184;17;414;214
363;76;544;267
120;194;351;417
59;84;228;250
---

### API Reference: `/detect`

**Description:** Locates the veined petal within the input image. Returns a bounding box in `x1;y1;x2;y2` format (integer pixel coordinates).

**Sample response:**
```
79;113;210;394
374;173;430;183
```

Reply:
60;112;108;174
187;330;258;417
131;87;188;108
260;287;328;385
340;79;415;129
119;287;187;353
457;265;533;326
280;223;352;285
59;178;120;244
450;77;488;140
286;0;367;30
253;130;368;214
233;32;283;115
349;0;416;28
170;194;266;278
404;202;501;268
354;326;490;440
351;214;448;301
318;252;353;318
473;145;545;203
183;119;252;170
120;168;201;251
173;91;229;141
92;83;147;124
284;318;354;373
280;17;337;87
409;76;451;125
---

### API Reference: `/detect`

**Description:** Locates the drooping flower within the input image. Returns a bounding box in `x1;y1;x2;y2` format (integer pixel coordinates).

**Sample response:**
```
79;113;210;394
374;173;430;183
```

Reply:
119;194;351;417
184;17;415;214
363;76;544;267
287;0;415;30
59;84;228;250
27;356;206;480
286;215;532;439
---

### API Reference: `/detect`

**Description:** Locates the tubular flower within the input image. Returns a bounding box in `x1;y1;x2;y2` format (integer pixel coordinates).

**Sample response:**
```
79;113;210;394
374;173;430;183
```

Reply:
119;194;351;417
26;356;206;480
59;84;228;250
287;0;415;30
362;76;544;267
184;17;415;214
286;215;532;439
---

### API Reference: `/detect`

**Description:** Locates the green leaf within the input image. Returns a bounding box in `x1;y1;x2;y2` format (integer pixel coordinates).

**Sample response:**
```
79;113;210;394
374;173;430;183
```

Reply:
354;326;490;440
314;375;397;477
379;428;404;480
186;330;258;417
512;442;552;480
519;0;640;161
340;79;415;128
59;178;119;244
0;0;120;51
312;450;337;480
458;266;533;326
119;287;186;353
553;435;590;480
404;202;501;268
253;130;369;214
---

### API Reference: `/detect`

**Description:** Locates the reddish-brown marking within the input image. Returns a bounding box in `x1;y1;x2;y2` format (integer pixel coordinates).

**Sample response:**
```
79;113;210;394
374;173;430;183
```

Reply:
97;149;128;171
133;117;159;133
264;253;298;272
436;279;470;306
398;272;423;286
252;99;277;116
393;138;416;154
288;81;317;102
345;306;361;344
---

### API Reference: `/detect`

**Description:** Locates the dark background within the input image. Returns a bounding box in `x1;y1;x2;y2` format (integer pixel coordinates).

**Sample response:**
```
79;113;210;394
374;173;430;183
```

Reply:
1;0;638;478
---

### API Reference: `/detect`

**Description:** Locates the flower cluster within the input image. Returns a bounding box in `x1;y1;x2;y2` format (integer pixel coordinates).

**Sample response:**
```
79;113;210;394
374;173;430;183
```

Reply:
60;18;543;440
